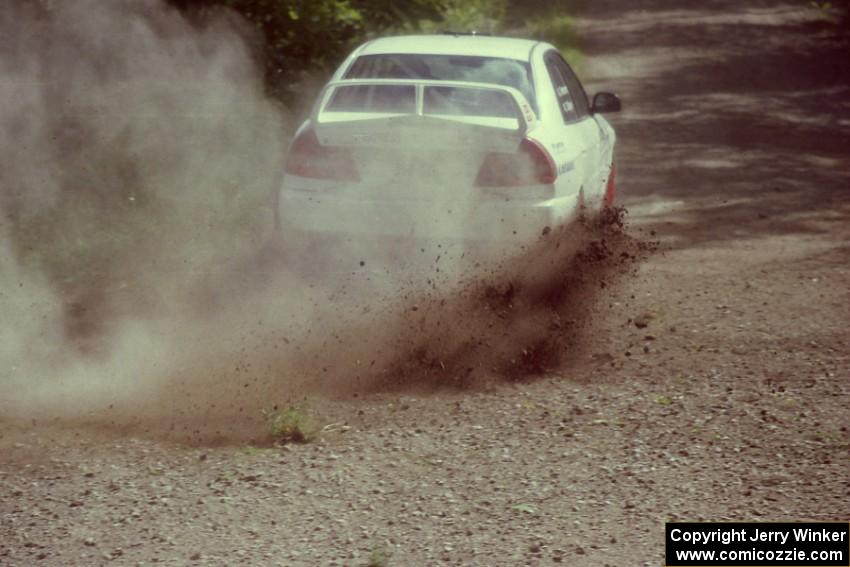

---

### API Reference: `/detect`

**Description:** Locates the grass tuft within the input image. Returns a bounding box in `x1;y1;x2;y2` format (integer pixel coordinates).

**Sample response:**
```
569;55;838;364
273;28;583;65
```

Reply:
366;544;393;567
262;405;319;444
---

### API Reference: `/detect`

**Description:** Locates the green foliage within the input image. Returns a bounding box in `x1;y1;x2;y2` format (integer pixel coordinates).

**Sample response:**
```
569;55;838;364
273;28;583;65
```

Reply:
351;0;447;30
809;0;833;11
262;405;319;443
168;0;446;101
166;0;584;101
526;14;577;51
413;0;507;34
502;0;583;69
366;544;393;567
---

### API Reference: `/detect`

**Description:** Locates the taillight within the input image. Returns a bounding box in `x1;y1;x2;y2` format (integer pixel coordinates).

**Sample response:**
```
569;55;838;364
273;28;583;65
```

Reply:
604;162;616;206
284;128;359;181
475;138;557;187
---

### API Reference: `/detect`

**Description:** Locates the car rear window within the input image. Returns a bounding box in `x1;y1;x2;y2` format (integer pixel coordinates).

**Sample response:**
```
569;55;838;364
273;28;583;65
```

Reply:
344;54;535;111
326;84;416;113
423;86;517;118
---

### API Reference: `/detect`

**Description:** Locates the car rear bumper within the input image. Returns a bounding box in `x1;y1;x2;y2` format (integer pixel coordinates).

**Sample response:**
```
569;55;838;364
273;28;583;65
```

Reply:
277;176;581;244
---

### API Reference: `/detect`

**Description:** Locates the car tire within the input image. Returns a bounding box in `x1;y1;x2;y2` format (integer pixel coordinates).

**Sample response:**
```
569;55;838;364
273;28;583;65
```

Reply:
603;163;616;208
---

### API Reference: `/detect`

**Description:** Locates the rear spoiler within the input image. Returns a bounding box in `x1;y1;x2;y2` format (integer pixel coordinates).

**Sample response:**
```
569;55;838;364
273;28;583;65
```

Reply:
312;78;538;136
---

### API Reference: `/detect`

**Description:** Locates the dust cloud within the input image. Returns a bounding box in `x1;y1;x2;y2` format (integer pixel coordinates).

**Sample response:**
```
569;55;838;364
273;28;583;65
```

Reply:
0;0;292;421
0;0;647;444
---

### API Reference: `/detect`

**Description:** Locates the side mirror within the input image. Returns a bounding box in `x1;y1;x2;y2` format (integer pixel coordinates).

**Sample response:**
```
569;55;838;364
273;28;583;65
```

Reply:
591;92;621;114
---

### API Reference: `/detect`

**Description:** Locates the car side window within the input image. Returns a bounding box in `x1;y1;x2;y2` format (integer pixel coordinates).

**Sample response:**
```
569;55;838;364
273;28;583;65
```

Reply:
545;52;590;123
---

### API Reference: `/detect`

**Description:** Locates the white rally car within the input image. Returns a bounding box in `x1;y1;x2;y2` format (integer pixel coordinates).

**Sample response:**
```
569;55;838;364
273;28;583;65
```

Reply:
276;34;620;258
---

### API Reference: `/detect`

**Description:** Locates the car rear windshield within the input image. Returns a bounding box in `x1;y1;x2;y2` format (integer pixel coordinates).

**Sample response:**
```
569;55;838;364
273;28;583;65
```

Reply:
343;53;535;111
327;84;417;113
326;83;520;119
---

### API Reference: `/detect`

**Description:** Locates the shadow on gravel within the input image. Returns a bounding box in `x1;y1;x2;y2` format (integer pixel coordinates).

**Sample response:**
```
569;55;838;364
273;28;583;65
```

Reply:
578;0;850;249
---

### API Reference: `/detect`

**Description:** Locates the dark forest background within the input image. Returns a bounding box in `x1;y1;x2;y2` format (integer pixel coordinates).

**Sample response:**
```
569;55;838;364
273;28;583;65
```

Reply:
165;0;588;104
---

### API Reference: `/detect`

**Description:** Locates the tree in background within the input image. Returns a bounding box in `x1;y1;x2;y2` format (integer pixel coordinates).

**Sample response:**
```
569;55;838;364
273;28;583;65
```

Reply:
166;0;589;105
167;0;447;102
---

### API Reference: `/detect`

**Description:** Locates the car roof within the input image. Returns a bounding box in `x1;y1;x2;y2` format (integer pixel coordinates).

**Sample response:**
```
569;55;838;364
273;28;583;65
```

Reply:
357;35;540;62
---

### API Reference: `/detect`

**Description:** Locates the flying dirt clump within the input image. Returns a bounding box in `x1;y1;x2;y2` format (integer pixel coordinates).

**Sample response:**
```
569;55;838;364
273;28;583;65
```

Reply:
351;206;655;392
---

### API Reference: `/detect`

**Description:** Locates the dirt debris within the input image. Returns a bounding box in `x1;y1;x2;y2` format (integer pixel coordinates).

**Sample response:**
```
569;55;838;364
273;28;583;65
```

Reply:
42;208;655;445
